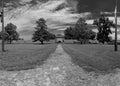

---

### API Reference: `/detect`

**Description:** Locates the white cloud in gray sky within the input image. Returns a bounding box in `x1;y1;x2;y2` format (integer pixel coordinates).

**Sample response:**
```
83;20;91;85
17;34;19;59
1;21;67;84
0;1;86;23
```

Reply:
1;0;120;40
0;0;91;40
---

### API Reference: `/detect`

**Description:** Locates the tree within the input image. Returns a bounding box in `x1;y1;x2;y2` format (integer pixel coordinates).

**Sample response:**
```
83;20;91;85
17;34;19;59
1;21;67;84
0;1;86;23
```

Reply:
64;18;96;44
74;18;95;44
48;33;56;40
0;31;9;41
32;18;55;44
64;27;74;39
0;23;19;44
88;30;96;40
93;15;114;44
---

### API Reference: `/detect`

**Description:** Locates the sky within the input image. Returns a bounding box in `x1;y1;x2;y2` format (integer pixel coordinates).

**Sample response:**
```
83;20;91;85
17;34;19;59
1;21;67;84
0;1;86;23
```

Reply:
0;0;120;40
77;0;120;12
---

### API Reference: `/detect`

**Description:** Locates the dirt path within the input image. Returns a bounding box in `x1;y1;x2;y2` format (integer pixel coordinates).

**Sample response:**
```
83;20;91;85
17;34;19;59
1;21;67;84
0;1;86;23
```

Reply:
0;44;120;86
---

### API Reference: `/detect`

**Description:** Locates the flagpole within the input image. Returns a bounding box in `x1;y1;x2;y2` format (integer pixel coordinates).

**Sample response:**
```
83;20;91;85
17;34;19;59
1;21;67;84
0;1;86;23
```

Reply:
114;0;118;51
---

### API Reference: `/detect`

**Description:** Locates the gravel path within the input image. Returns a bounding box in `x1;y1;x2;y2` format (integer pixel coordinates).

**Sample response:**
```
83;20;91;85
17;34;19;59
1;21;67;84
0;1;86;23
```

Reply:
0;44;120;86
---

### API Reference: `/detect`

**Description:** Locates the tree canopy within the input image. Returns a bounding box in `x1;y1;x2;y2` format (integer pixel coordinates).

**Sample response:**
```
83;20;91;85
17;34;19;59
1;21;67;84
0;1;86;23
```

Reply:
64;18;96;44
0;23;19;44
64;27;74;39
93;15;115;44
32;18;55;44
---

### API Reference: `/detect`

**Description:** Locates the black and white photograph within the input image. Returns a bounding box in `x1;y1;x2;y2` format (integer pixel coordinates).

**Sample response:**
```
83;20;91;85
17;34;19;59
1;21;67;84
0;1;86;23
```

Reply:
0;0;120;86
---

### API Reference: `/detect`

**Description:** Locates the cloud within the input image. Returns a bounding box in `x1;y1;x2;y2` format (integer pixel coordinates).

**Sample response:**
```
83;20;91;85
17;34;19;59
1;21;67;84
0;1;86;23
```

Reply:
3;0;120;40
1;0;89;40
20;0;33;4
21;0;32;2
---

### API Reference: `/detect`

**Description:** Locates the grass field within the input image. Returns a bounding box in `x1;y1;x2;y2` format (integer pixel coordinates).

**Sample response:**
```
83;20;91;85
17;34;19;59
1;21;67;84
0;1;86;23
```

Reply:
62;44;120;73
0;43;57;71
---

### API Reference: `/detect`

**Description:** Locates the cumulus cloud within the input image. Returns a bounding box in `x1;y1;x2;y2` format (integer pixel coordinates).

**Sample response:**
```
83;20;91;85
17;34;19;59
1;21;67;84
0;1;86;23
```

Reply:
2;0;120;40
0;0;91;40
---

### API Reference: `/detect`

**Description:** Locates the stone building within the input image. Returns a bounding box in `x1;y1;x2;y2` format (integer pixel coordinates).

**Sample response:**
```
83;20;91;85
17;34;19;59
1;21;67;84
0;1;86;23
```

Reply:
55;34;64;43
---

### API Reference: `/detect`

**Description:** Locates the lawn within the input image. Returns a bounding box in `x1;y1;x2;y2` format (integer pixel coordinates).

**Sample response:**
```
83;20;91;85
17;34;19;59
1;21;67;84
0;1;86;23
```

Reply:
62;44;120;73
0;43;57;71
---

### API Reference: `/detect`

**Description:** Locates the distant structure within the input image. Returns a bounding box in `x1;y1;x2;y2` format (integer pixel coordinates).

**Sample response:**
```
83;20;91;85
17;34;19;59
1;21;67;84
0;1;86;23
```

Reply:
55;34;64;43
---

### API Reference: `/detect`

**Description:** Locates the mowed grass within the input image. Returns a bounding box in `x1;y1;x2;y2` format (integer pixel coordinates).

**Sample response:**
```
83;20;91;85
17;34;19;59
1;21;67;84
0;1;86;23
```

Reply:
0;43;57;71
62;44;120;73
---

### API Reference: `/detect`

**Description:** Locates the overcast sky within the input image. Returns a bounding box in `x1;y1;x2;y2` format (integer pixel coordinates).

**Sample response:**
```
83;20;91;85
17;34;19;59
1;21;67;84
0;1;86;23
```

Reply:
0;0;120;40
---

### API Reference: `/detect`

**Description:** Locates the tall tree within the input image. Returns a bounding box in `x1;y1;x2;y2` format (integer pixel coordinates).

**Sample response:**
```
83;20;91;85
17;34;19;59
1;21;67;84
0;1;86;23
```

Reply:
74;18;95;43
32;18;55;44
64;18;96;44
75;18;88;40
1;23;19;44
93;15;114;44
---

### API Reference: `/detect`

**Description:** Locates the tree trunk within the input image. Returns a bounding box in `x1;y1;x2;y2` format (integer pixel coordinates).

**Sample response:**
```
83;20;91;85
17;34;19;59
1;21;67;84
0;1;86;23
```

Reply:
41;41;44;44
9;39;12;44
102;41;104;44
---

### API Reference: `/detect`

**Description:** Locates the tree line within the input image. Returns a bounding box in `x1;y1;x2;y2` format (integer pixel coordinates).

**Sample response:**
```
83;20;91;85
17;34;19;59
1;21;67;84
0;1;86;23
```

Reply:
64;15;115;44
64;18;96;44
0;15;115;44
0;18;55;44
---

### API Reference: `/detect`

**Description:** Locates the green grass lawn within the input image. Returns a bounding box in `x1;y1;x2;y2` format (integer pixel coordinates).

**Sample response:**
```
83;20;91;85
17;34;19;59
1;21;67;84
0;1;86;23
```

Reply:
62;44;120;73
0;43;57;71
